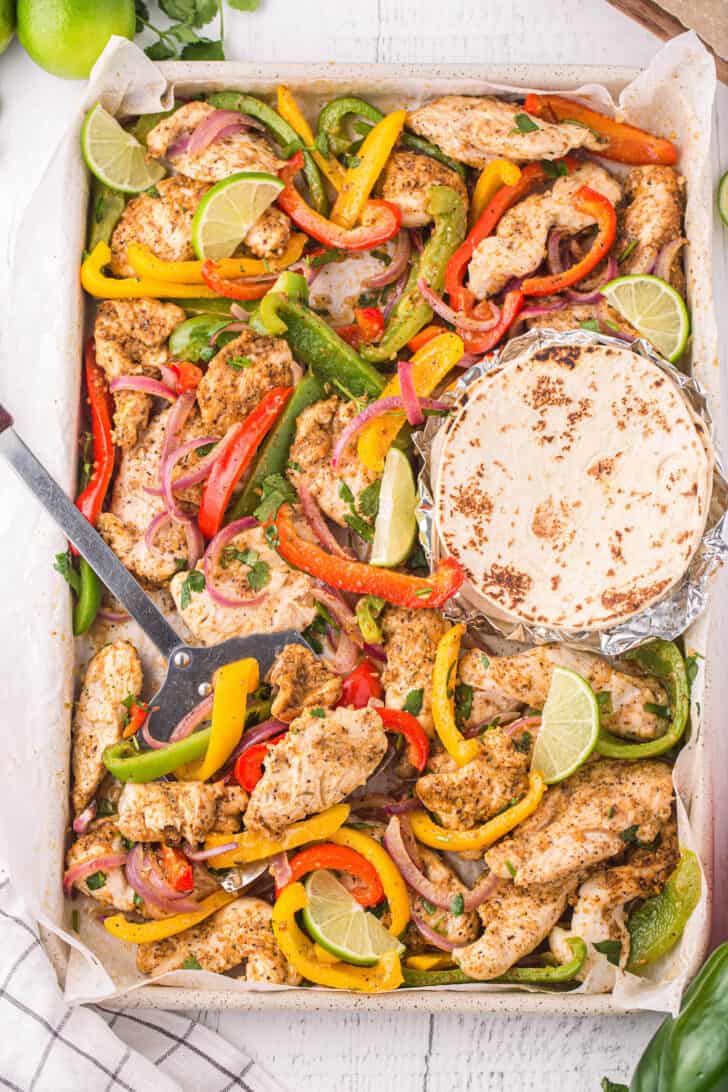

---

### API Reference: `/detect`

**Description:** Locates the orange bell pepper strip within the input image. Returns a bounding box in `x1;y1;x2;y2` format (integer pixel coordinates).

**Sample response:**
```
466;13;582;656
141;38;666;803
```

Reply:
277;843;385;908
521;186;617;296
523;93;677;166
122;697;150;740
407;324;445;352
458;288;525;355
200;260;275;301
276;85;346;190
331;109;406;229
273;502;464;608
126;235;307;285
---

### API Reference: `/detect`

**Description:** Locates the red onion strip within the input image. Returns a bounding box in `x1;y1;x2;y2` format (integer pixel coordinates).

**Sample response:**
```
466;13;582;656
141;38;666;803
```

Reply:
503;715;542;738
72;802;97;834
161;435;219;523
144;510;173;553
547;229;565;276
297;481;353;558
125;845;200;913
410;912;458;952
63;853;128;896
654;238;686;283
161;390;196;469
383;816;453;908
109;376;177;401
169;693;215;744
97;607;131;623
323;627;360;675
331;396;449;469
268;852;292;889
188;110;246;156
202;517;267;609
184;841;238;861
398;360;423;426
417;278;500;332
210;321;248;345
364;231;411;288
519;301;569;320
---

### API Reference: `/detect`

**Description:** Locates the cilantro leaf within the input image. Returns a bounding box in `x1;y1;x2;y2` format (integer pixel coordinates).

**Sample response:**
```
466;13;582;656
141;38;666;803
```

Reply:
580;318;601;333
454;683;473;728
593;939;622;967
402;689;424;716
512;730;533;755
254;474;296;522
358;479;381;519
160;0;217;26
227;0;260;7
145;39;176;60
181;37;225;60
54;551;80;595
180;569;205;609
541;159;568;178
86;871;107;891
512;112;540;134
450;893;464;916
338;481;355;507
227;355;253;371
182;955;203;969
247;559;270;592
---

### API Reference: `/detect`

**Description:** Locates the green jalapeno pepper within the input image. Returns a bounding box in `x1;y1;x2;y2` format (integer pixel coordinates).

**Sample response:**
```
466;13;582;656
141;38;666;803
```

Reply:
627;850;702;973
402;937;587;987
72;559;102;636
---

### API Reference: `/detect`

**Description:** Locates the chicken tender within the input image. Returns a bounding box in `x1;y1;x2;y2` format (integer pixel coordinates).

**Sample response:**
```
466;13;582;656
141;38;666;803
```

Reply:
380;607;449;734
71;640;142;816
195;328;294;436
245;706;387;838
619;166;685;288
468;162;621;299
407;96;605;168
268;644;342;723
65;819;136;911
110;176;208;278
485;759;674;886
244;206;292;258
117;782;248;846
377;151;468;227
405;848;480;951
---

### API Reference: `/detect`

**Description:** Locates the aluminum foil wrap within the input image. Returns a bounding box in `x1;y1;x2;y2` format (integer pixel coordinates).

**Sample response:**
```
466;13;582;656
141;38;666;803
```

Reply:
415;326;728;654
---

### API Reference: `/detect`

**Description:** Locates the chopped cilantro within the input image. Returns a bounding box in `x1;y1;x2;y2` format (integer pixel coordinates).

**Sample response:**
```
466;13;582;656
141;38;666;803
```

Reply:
504;860;517;878
86;871;107;891
512;112;540;134
310;707;326;718
338;481;356;507
593;939;622;966
420;899;436;915
644;701;671;720
254;473;296;522
450;893;464;917
541;159;568;178
596;691;613;715
620;825;659;850
358;480;381;520
371;249;392;266
287;459;303;474
227;355;253;371
133;892;144;907
54;551;80;595
342;154;361;169
174;557;187;572
512;731;533;754
71;909;80;933
369;898;389;920
182;955;202;970
618;239;638;264
580;318;601;333
264;524;279;549
480;653;490;671
345;513;374;542
308;247;345;268
97;799;114;818
196;441;216;457
78;431;93;491
454;683;473;728
179;569;205;609
220;546;270;592
402;689;424;716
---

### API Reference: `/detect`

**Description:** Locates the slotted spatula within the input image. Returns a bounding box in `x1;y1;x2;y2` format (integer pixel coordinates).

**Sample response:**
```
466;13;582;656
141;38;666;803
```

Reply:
0;404;310;743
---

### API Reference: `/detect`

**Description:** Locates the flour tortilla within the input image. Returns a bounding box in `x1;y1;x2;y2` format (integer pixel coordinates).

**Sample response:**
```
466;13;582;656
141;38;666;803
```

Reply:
434;341;714;631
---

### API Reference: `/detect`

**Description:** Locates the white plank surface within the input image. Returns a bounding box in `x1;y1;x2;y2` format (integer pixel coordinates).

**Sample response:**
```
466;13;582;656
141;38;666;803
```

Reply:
1;2;727;1089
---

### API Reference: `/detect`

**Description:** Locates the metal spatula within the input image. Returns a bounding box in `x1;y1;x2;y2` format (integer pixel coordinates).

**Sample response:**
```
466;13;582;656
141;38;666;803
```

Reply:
0;404;310;742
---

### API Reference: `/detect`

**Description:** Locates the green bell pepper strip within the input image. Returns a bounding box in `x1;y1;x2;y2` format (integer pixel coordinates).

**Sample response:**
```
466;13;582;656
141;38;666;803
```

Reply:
627;850;701;973
179;299;237;319
168;314;232;362
402;937;587;987
131;110;174;146
361;186;467;362
103;728;212;783
88;179;125;250
72;559;102;636
595;639;689;760
207;92;329;215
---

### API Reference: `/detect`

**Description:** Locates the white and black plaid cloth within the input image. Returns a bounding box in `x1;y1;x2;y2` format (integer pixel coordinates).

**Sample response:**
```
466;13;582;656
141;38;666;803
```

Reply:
0;869;288;1092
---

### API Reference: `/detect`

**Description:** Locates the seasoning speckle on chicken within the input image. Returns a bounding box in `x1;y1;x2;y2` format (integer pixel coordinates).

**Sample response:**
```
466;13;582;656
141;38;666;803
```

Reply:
244;206;293;258
405;848;480;950
618;166;685;288
378;151;468;227
268;643;342;723
110;176;208;278
117;782;248;846
380;607;449;734
195;328;294;436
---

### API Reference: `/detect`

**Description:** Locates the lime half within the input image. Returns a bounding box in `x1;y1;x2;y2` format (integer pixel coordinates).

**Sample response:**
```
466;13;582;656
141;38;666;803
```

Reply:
81;103;165;194
192;171;285;261
370;447;417;567
302;870;405;966
719;170;728;229
531;666;600;785
601;273;689;363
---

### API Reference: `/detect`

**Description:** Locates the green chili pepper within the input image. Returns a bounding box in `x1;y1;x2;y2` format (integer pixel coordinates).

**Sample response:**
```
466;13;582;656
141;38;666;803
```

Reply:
168;314;233;362
207;92;329;215
72;559;102;636
88;179;125;250
103;728;212;783
627;850;701;973
362;186;467;362
595;639;689;760
402;937;587;987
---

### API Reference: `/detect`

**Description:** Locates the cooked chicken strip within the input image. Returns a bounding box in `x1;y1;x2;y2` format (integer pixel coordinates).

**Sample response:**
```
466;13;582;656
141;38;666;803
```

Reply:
485;759;674;886
377;151;468;227
287;396;379;527
94;298;186;448
71;640;142;816
618;166;685;289
523;301;639;340
110;175;208;278
244;206;292;258
136;896;301;983
416;727;530;829
170;524;318;645
407;96;605;168
380;607;449;734
468;162;621;299
460;644;669;742
117;782;248;846
245;706;387;838
454;877;578;980
195;328;294;436
268;644;342;723
66;819;137;911
146;102;282;184
405;848;480;951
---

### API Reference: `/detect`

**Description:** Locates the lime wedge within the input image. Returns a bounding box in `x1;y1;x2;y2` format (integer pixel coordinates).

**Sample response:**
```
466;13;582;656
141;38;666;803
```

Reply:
531;666;600;784
719;170;728;229
301;870;405;966
191;171;285;261
601;273;690;363
370;447;417;567
81;103;166;195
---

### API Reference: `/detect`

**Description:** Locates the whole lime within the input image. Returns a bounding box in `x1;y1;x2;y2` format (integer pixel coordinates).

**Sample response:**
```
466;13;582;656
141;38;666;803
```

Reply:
17;0;135;79
0;0;16;55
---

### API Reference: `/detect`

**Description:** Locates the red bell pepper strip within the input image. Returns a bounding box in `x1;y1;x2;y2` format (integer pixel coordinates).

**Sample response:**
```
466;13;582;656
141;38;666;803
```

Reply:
523;93;677;166
169;361;204;392
459;289;525;354
521;186;617;297
277;151;402;252
338;658;383;709
122;697;150;740
274;503;464;608
198;386;292;540
158;846;194;893
200;261;274;301
407;324;446;352
234;733;286;792
74;339;115;539
376;708;430;772
279;843;385;908
334;306;385;348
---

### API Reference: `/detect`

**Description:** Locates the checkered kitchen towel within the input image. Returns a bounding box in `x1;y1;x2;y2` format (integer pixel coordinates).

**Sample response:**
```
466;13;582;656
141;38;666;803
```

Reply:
0;869;288;1092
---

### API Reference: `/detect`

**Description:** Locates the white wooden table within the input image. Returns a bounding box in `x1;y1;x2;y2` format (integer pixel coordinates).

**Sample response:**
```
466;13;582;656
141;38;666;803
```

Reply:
1;2;726;1088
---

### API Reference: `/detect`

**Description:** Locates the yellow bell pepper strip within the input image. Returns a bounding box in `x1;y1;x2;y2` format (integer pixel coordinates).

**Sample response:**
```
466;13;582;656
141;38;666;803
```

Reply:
432;623;481;767
331;109;406;229
180;658;259;782
330;826;410;937
104;889;237;943
406;953;455;971
357;332;464;472
81;242;219;300
272;882;403;991
410;771;546;852
126;235;307;285
203;804;351;868
469;158;522;227
276;85;346;191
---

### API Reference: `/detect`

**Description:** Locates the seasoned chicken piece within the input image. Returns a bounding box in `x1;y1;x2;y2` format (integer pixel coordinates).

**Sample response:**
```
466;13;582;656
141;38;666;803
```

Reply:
146;101;282;184
405;847;480;950
71;640;142;816
117;782;248;846
110;175;209;277
195;328;293;436
454;877;577;980
380;607;449;734
468;162;622;299
136;896;300;983
523;300;639;339
460;644;669;742
65;819;136;911
619;166;685;289
287;396;379;527
407;96;605;168
377;151;468;227
244;206;292;258
268;644;342;723
245;706;387;838
170;524;318;645
416;727;530;829
94;298;186;448
486;759;674;886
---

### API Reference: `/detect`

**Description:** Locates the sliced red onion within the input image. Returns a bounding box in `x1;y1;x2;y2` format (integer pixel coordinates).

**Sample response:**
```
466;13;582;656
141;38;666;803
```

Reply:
269;852;292;889
184;841;238;861
183;520;205;570
417;278;500;332
72;802;97;834
410;228;424;253
161;390;196;469
411;912;458;952
144;510;173;553
323;627;360;675
202;517;267;609
382;270;408;320
228;719;287;763
172;427;240;492
398;359;423;426
168;133;192;157
188;110;245;156
211;321;248;345
141;714;170;750
169;693;214;744
654;238;686;283
109;376;177;401
63;852;128;895
330;396;449;469
519;300;569;320
503;715;542;738
125;845;200;913
298;482;353;558
365;231;411;288
97;607;131;623
565;256;618;303
312;585;360;636
383;815;453;909
382;797;420;816
460;871;500;911
363;642;386;662
160;363;179;388
161;435;219;523
229;303;249;321
547;229;565;276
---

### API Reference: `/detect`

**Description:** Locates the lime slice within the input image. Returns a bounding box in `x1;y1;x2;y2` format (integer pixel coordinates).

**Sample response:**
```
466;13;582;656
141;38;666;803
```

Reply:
191;171;285;261
719;170;728;229
81;103;165;194
601;273;690;363
302;870;405;966
531;666;600;784
370;448;417;567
